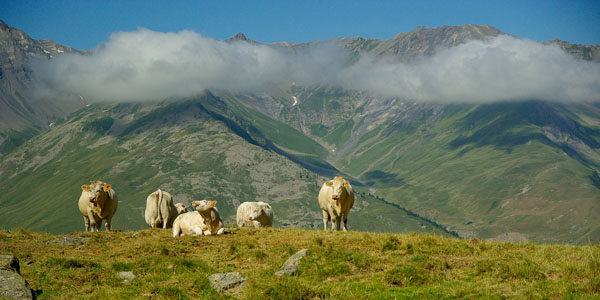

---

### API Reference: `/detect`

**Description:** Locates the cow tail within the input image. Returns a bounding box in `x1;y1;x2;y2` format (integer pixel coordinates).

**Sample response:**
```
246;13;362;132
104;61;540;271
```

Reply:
156;189;164;226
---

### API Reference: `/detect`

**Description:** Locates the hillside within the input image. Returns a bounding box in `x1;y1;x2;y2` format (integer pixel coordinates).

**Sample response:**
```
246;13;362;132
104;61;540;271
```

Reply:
223;87;600;244
1;21;599;244
0;20;87;155
1;228;599;299
0;93;449;236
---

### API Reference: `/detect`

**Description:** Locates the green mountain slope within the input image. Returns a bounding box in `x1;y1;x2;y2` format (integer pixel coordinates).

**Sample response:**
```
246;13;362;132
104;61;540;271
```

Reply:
227;87;600;244
0;93;448;236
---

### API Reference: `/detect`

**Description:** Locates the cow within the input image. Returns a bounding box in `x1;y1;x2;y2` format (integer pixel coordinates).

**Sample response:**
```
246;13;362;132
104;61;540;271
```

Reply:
172;211;206;237
236;201;274;228
318;176;355;231
144;189;179;229
78;180;118;232
174;203;188;215
192;200;225;235
172;200;225;237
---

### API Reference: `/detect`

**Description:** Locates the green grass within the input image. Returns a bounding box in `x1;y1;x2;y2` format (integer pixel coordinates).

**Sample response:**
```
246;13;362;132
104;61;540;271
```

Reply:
1;229;599;299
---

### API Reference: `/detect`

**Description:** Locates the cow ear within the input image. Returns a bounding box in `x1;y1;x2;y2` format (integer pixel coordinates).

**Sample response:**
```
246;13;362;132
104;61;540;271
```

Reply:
325;181;333;186
81;185;90;191
191;200;198;207
209;201;216;207
103;184;111;192
344;181;350;187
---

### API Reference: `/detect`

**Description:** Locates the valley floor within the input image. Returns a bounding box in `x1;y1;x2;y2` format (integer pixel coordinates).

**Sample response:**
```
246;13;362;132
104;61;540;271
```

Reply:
1;228;599;299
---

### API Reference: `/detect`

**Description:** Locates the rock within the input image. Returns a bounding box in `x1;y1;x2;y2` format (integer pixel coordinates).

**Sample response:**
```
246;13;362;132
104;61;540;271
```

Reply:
131;232;139;238
275;249;309;276
0;256;34;300
0;255;20;274
208;272;247;292
46;236;90;246
117;271;136;284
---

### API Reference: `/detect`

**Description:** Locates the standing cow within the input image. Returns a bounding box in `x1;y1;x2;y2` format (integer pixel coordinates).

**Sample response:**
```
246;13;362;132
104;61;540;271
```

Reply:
78;180;118;232
236;201;274;228
318;176;355;231
144;189;179;229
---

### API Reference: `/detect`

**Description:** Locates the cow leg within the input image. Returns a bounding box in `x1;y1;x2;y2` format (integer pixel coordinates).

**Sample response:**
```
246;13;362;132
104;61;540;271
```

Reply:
105;218;112;232
321;210;329;231
252;221;261;229
334;216;342;231
83;216;90;232
216;227;225;235
342;213;349;232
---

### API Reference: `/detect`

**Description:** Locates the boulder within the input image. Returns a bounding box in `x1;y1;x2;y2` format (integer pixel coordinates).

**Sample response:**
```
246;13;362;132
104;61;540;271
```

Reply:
208;272;247;292
117;271;136;284
0;255;20;274
46;236;90;246
0;255;34;300
275;249;309;276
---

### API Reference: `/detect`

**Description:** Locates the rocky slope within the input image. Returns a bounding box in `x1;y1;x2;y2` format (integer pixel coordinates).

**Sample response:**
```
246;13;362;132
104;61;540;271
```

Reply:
0;20;87;155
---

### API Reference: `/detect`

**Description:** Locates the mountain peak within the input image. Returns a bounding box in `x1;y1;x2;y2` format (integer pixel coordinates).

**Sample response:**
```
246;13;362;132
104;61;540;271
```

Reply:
373;24;504;59
226;32;258;44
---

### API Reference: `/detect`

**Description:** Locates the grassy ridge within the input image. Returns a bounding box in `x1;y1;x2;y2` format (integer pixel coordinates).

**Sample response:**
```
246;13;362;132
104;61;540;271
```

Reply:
0;98;445;235
1;229;599;299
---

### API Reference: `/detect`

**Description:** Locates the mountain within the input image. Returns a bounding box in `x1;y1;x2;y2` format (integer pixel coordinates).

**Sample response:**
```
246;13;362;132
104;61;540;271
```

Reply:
0;22;599;244
368;24;504;59
0;92;450;236
0;20;87;155
543;38;600;62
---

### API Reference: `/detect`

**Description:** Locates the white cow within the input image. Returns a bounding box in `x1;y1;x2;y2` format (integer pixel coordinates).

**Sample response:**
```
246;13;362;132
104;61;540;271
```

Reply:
172;200;225;237
318;176;355;231
78;180;118;232
236;201;274;228
174;203;188;215
144;189;178;229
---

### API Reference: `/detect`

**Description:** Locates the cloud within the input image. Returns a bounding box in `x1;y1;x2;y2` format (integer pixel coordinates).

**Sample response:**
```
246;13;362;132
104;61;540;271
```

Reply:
33;29;600;103
342;35;600;103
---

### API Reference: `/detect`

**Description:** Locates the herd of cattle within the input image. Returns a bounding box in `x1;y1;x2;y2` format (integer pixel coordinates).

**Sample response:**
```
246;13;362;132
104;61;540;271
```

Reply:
77;176;355;235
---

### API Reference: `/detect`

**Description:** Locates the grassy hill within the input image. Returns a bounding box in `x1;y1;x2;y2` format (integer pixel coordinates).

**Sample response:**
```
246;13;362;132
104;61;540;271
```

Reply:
1;228;599;299
0;94;448;236
234;87;600;244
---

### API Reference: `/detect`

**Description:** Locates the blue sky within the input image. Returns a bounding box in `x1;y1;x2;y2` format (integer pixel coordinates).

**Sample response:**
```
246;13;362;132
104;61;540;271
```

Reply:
1;0;598;50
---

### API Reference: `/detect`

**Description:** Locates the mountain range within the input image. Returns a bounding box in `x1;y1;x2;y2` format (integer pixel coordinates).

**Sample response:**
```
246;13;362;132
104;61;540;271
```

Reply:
0;20;599;244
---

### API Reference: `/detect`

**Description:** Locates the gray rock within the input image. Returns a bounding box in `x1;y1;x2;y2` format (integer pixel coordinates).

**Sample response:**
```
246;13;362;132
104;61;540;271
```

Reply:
208;272;247;292
131;232;139;238
0;256;35;299
275;249;309;276
0;255;20;274
117;271;136;284
46;236;90;246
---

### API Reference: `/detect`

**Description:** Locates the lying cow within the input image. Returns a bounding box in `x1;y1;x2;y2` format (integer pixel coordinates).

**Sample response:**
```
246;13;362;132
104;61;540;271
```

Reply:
78;180;118;232
174;203;188;214
318;176;355;231
236;201;274;228
172;200;225;237
144;189;179;229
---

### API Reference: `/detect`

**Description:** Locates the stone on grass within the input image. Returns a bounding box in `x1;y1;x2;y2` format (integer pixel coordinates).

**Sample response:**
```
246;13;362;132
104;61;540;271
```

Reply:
275;249;309;276
0;255;20;274
46;236;90;246
117;271;136;284
208;272;247;292
0;256;34;300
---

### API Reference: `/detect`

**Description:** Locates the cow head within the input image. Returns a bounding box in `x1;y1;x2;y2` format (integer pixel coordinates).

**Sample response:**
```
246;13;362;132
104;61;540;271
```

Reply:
192;200;216;213
82;181;111;204
247;202;266;221
175;203;188;214
325;176;349;201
